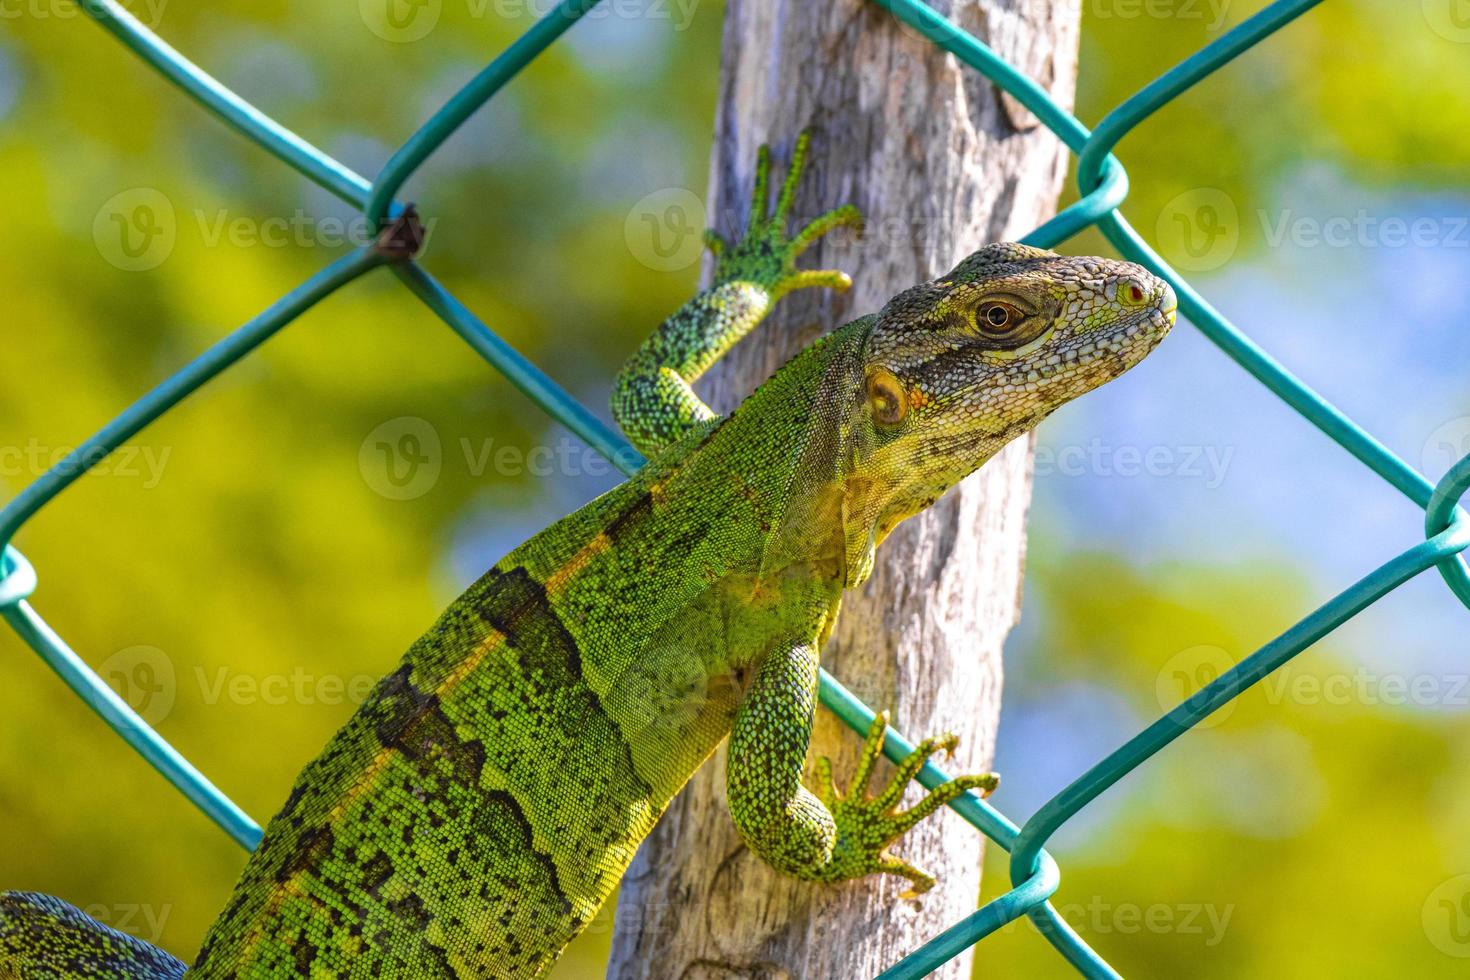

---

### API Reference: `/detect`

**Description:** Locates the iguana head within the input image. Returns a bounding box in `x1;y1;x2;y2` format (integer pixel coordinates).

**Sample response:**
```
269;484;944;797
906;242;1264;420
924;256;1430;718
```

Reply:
838;242;1176;584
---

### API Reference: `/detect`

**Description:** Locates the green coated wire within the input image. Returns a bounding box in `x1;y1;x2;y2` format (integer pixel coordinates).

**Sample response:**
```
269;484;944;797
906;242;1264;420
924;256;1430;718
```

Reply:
363;0;604;228
1009;523;1470;889
78;0;374;210
0;248;385;850
0;249;384;552
1425;455;1470;610
392;263;644;475
1;0;1466;977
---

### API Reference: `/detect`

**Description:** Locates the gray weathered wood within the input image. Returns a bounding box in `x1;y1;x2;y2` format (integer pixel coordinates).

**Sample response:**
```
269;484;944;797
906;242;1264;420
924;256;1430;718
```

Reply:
608;1;1079;975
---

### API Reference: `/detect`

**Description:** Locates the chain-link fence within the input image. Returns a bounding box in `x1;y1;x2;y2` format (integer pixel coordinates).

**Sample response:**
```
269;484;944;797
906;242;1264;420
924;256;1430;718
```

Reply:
0;0;1465;976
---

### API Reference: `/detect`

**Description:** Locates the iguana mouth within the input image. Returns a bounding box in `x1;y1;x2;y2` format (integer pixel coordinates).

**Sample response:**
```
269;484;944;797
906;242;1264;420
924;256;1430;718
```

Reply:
1161;286;1179;319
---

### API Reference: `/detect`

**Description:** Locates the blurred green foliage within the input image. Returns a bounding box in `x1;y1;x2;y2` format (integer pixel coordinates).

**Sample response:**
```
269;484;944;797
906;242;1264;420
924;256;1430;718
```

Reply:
980;544;1470;978
0;0;1467;977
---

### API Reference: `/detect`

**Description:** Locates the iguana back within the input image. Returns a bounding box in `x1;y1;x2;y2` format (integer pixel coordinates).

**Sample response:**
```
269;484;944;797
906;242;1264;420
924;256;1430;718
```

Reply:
191;326;859;977
194;451;725;975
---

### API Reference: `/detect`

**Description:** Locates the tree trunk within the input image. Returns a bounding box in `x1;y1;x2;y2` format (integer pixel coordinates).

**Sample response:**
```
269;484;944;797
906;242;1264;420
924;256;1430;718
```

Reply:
608;1;1079;976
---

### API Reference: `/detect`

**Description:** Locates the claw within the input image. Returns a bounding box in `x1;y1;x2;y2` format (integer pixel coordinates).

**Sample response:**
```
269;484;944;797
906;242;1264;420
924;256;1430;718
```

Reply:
750;143;772;226
785;269;853;293
814;755;840;802
774;129;813;224
790;204;865;257
848;711;890;800
717;132;857;300
888;773;1000;836
872;732;961;813
819;713;1000;896
876;855;936;898
704;229;730;257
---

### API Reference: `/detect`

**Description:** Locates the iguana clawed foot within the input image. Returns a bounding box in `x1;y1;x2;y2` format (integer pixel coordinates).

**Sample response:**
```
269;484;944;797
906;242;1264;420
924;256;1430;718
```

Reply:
706;129;864;299
814;711;999;899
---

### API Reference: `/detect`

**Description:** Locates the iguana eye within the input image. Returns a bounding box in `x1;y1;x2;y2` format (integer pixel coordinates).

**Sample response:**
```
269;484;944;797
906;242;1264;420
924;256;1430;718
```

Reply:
978;302;1018;331
866;369;909;427
1114;278;1152;306
970;298;1047;350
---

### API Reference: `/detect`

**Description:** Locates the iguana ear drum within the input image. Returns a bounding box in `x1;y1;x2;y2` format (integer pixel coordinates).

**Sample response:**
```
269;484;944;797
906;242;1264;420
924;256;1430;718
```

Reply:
866;368;909;426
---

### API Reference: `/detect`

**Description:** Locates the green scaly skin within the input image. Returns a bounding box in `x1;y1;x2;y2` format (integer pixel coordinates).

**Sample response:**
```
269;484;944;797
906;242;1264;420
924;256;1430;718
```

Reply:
0;131;1176;978
0;893;186;979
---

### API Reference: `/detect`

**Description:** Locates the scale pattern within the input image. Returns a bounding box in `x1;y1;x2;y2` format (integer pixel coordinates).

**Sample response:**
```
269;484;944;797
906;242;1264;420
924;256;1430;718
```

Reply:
0;892;186;979
0;135;1174;978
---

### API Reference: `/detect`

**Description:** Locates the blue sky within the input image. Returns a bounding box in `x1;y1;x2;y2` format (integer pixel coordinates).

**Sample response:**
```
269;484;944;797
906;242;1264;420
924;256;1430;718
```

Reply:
994;180;1470;837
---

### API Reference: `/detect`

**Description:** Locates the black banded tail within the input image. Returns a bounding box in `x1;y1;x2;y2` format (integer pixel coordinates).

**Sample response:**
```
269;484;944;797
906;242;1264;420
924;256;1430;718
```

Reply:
0;891;186;979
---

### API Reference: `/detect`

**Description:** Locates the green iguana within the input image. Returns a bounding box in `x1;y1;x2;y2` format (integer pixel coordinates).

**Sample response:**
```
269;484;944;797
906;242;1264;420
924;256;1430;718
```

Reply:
0;132;1175;979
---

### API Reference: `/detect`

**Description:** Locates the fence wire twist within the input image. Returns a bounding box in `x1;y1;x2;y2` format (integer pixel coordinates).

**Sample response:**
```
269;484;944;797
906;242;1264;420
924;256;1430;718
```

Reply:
1;0;1467;976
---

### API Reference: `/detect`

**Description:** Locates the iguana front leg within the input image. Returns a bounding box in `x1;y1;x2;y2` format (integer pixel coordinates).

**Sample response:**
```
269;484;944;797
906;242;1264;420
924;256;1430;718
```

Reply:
612;130;862;457
728;640;999;897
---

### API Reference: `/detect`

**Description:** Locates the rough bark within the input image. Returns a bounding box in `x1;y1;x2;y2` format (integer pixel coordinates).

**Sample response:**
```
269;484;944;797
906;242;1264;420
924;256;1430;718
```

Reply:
608;1;1079;976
